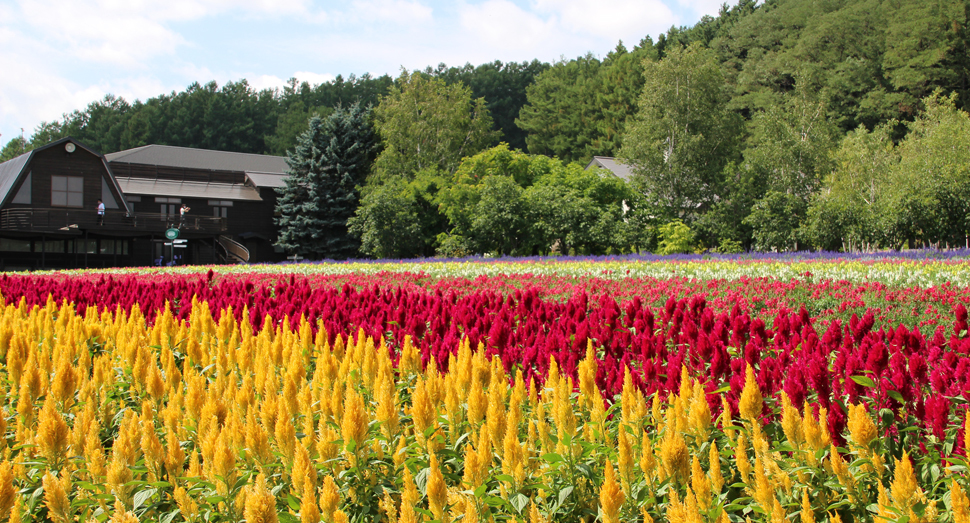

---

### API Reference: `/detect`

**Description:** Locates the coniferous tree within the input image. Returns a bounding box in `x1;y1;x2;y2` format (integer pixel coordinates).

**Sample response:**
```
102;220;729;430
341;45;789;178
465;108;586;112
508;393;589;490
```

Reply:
275;103;377;259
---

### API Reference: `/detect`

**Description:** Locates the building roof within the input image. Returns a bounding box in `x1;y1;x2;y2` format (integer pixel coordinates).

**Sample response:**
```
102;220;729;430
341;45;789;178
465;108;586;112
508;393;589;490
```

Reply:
116;177;264;201
0;151;32;206
245;171;289;188
106;145;288;174
0;137;134;214
585;156;634;181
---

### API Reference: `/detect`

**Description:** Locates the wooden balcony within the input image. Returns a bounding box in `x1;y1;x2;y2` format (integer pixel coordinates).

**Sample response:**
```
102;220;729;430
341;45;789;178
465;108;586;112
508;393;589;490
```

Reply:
0;208;227;234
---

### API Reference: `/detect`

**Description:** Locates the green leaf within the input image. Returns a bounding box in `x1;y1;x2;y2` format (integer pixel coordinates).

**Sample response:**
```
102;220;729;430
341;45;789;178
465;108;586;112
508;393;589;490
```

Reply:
473;484;488;498
541;453;564;464
133;488;157;510
851;375;877;388
557;486;574;507
510;493;529;514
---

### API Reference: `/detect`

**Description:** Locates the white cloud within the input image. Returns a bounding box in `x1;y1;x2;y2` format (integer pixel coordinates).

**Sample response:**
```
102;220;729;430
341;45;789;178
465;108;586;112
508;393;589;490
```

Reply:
531;0;676;43
350;0;433;23
459;0;561;54
293;71;338;86
14;0;323;67
676;0;727;18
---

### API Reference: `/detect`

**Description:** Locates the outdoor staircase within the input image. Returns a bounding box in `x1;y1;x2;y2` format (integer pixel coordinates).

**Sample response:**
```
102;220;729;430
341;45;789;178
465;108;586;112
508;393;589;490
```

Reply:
216;235;250;264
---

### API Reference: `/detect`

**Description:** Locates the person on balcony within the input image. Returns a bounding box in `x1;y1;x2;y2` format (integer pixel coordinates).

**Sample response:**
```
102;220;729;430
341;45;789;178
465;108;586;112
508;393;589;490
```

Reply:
97;199;105;226
179;204;190;228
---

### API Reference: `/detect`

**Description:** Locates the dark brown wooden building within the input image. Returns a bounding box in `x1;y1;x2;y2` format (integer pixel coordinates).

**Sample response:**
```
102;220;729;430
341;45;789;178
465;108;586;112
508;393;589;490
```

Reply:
0;138;289;270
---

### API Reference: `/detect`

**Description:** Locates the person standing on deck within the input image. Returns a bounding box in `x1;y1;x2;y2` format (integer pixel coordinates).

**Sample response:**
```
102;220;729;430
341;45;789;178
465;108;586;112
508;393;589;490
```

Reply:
179;204;190;228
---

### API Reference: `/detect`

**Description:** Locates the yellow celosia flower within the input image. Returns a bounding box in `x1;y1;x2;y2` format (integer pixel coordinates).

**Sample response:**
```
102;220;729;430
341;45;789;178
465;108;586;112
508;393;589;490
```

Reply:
770;495;785;523
173;486;199;521
292;443;315;500
803;403;829;460
890;451;918;515
393;435;408;469
427;453;448;521
800;489;815;523
244;474;278;523
36;396;69;465
376;373;401;439
49;355;77;408
247;410;272;465
380;492;399;523
660;430;689;484
691;455;711;511
847;403;877;450
739;364;762;423
953;479;970;523
780;392;804;450
341;386;368;458
462;443;484;490
639;430;657;481
577;341;598;411
0;462;15;522
399;335;421;375
617;429;633;495
486;381;507;456
599;459;624;523
528;502;547;523
42;471;70;523
553;376;577;450
212;431;236;495
319;475;340;522
275;413;297;465
108;500;139;523
828;445;851;489
467;371;487;429
300;480;320;523
399;468;420;523
736;432;751;484
709;442;723;495
689;381;711;442
411;378;435;439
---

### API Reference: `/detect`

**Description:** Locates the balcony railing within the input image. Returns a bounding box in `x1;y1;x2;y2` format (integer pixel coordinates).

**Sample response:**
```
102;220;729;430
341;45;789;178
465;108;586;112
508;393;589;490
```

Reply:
0;208;227;234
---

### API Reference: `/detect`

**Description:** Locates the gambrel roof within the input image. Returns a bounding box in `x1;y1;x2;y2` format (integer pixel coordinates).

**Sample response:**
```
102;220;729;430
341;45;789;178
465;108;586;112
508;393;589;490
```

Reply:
0;137;134;215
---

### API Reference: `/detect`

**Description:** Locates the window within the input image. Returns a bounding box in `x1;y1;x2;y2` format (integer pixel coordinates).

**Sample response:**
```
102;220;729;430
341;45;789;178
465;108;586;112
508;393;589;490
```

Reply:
52;175;84;207
34;240;65;253
0;239;31;252
71;239;97;254
126;195;142;203
160;204;178;221
209;199;233;218
97;239;128;255
156;197;180;221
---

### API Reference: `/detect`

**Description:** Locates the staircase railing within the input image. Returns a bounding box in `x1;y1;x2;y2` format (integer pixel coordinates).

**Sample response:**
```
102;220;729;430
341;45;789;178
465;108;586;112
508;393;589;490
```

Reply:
217;235;249;264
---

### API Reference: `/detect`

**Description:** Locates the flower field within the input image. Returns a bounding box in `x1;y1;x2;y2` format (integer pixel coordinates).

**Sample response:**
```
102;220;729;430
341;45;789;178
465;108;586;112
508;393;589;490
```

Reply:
1;256;970;522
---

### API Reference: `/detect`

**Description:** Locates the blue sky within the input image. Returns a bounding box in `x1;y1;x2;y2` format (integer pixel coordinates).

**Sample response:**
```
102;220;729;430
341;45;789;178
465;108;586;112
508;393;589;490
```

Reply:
0;0;726;148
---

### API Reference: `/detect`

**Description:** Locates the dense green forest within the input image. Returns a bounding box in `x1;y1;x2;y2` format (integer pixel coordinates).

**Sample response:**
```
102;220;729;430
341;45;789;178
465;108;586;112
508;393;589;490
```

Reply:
5;0;970;257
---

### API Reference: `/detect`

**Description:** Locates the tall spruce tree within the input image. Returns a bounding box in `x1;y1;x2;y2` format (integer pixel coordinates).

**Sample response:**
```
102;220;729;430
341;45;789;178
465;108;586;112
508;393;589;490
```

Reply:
275;103;377;259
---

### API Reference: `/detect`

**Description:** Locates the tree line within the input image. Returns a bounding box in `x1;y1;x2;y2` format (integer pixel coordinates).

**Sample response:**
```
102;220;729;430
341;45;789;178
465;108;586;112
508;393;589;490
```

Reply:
6;0;970;257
